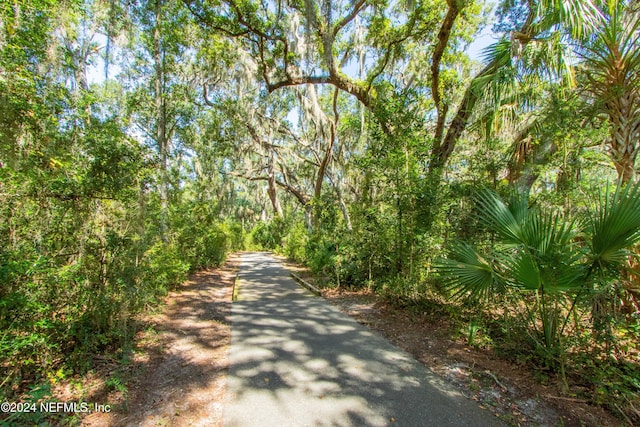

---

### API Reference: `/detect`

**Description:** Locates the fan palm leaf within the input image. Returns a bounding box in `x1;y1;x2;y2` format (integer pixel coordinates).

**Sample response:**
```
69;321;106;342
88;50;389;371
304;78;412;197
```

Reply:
501;249;543;290
475;189;528;245
440;189;584;297
588;182;640;269
505;208;583;292
436;242;503;301
436;180;640;359
521;209;576;254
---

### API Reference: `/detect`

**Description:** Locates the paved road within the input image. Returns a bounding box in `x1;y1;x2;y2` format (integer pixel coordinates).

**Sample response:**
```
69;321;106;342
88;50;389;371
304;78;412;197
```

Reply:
224;252;503;427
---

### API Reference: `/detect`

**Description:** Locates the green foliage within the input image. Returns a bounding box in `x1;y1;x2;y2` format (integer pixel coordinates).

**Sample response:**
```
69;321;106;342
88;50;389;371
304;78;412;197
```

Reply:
171;201;231;270
0;382;65;425
302;200;413;290
439;184;640;298
575;350;640;420
436;183;640;392
0;40;235;401
105;373;129;395
282;221;308;263
250;216;308;263
223;219;248;252
438;242;499;300
251;217;288;250
142;241;190;295
3;0;640;420
304;236;338;279
588;184;640;270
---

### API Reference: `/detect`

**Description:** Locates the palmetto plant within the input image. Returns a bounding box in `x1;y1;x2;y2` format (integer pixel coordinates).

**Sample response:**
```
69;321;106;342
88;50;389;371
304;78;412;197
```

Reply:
436;183;640;384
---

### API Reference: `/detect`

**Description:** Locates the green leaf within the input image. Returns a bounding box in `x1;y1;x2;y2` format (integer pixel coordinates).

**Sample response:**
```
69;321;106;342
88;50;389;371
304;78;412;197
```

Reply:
588;182;640;270
475;189;525;245
436;242;502;301
502;250;542;290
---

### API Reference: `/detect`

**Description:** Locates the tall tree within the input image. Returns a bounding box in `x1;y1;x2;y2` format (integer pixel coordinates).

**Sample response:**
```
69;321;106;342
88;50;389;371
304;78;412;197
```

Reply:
580;1;640;183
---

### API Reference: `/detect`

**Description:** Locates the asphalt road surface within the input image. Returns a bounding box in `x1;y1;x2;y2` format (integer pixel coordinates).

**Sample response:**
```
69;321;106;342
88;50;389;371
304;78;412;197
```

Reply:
224;252;503;427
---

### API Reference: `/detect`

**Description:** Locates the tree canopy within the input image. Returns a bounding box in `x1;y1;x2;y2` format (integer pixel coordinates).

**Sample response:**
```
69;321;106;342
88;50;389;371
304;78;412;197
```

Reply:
1;0;640;423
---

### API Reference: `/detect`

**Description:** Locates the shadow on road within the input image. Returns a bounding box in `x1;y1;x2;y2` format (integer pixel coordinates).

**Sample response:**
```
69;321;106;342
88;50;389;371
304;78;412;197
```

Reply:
225;253;502;427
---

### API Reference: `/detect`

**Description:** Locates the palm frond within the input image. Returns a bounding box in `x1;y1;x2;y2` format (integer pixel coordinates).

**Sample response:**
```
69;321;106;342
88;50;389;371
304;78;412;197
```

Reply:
501;249;542;290
474;190;583;294
479;39;512;68
507;190;530;224
521;209;576;254
581;2;640;90
435;243;502;301
500;229;583;293
534;32;576;87
551;261;586;292
475;189;526;245
588;181;640;269
537;0;604;39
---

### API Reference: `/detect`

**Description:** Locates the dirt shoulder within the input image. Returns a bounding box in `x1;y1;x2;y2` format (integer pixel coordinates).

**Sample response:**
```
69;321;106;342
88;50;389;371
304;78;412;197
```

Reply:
75;255;238;427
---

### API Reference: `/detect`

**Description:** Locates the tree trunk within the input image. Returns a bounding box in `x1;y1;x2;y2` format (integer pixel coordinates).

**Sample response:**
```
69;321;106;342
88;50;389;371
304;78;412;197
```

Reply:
267;152;283;217
431;0;460;146
314;88;339;200
608;92;640;183
508;133;558;193
428;6;536;180
154;0;169;241
327;168;352;231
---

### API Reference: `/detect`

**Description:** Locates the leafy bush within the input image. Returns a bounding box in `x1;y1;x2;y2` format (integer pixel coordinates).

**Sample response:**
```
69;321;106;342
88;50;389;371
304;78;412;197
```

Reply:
283;221;308;263
142;240;190;295
251;217;288;250
223;219;247;251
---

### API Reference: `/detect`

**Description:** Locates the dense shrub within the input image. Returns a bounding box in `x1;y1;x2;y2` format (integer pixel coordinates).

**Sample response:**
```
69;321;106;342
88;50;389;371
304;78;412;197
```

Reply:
283;221;308;263
251;217;288;250
0;190;236;400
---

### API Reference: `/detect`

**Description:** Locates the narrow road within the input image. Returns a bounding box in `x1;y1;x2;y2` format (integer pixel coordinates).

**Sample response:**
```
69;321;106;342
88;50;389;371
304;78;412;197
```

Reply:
224;252;503;426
